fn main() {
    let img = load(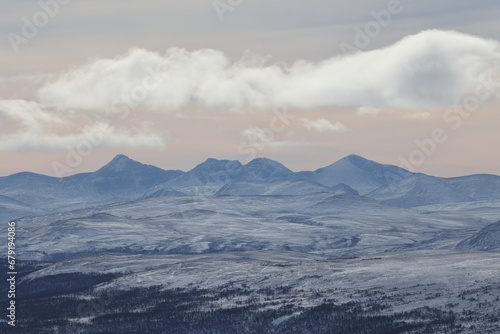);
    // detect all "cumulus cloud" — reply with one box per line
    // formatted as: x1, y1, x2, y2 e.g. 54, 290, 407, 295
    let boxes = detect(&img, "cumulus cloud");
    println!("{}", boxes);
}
301, 118, 348, 133
38, 30, 500, 111
0, 100, 165, 151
